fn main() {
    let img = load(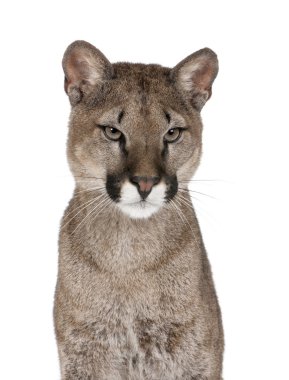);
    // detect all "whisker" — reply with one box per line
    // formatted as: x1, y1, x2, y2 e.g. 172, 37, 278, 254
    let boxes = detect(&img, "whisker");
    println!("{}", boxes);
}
178, 179, 225, 183
74, 176, 105, 180
178, 187, 217, 200
88, 197, 113, 228
70, 195, 111, 235
61, 194, 105, 229
74, 180, 105, 184
176, 193, 193, 209
180, 192, 208, 212
56, 175, 105, 182
170, 199, 188, 227
74, 186, 106, 195
63, 193, 104, 219
170, 199, 201, 251
175, 193, 194, 211
177, 192, 217, 230
172, 198, 203, 252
